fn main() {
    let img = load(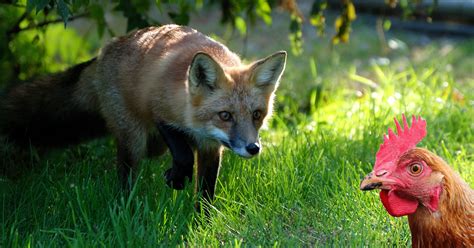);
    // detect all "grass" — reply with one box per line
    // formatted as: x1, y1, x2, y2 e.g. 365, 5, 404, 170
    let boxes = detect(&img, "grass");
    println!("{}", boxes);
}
1, 14, 473, 247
